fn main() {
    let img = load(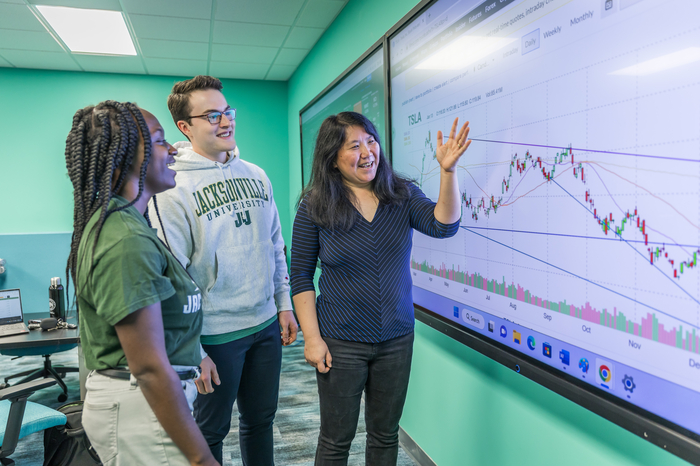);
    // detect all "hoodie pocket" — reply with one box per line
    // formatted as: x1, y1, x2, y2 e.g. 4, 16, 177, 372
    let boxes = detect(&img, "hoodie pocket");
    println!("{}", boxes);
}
207, 239, 275, 311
